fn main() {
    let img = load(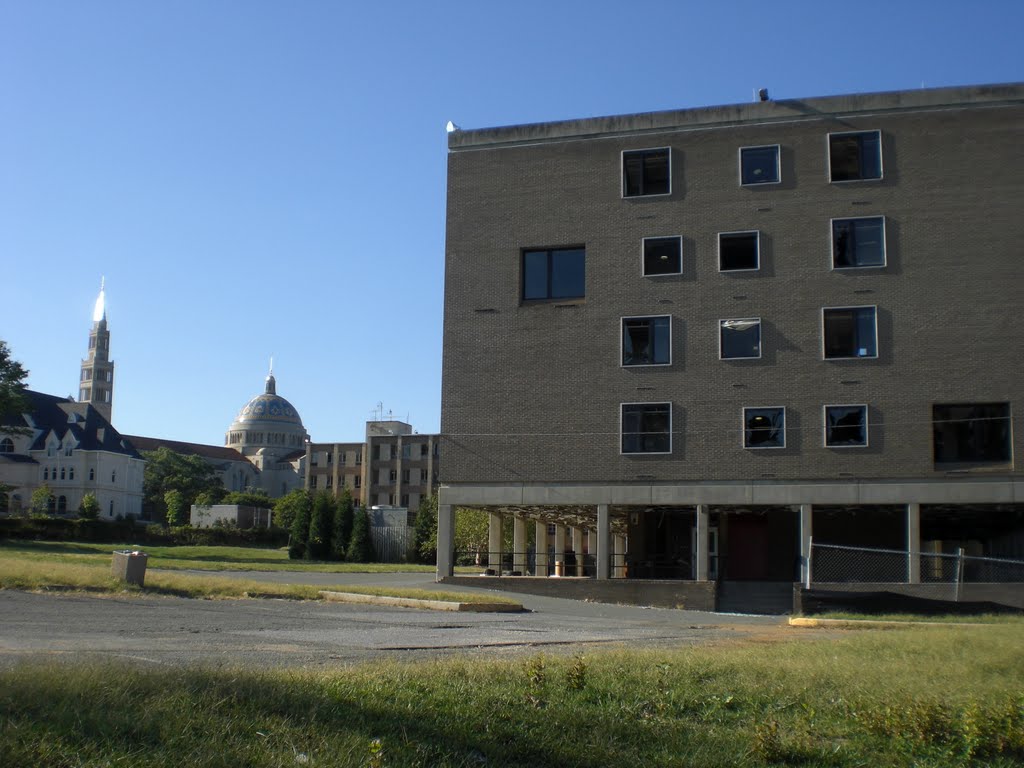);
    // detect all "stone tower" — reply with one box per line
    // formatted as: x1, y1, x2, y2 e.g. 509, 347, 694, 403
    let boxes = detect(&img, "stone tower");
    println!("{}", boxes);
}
79, 278, 114, 422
